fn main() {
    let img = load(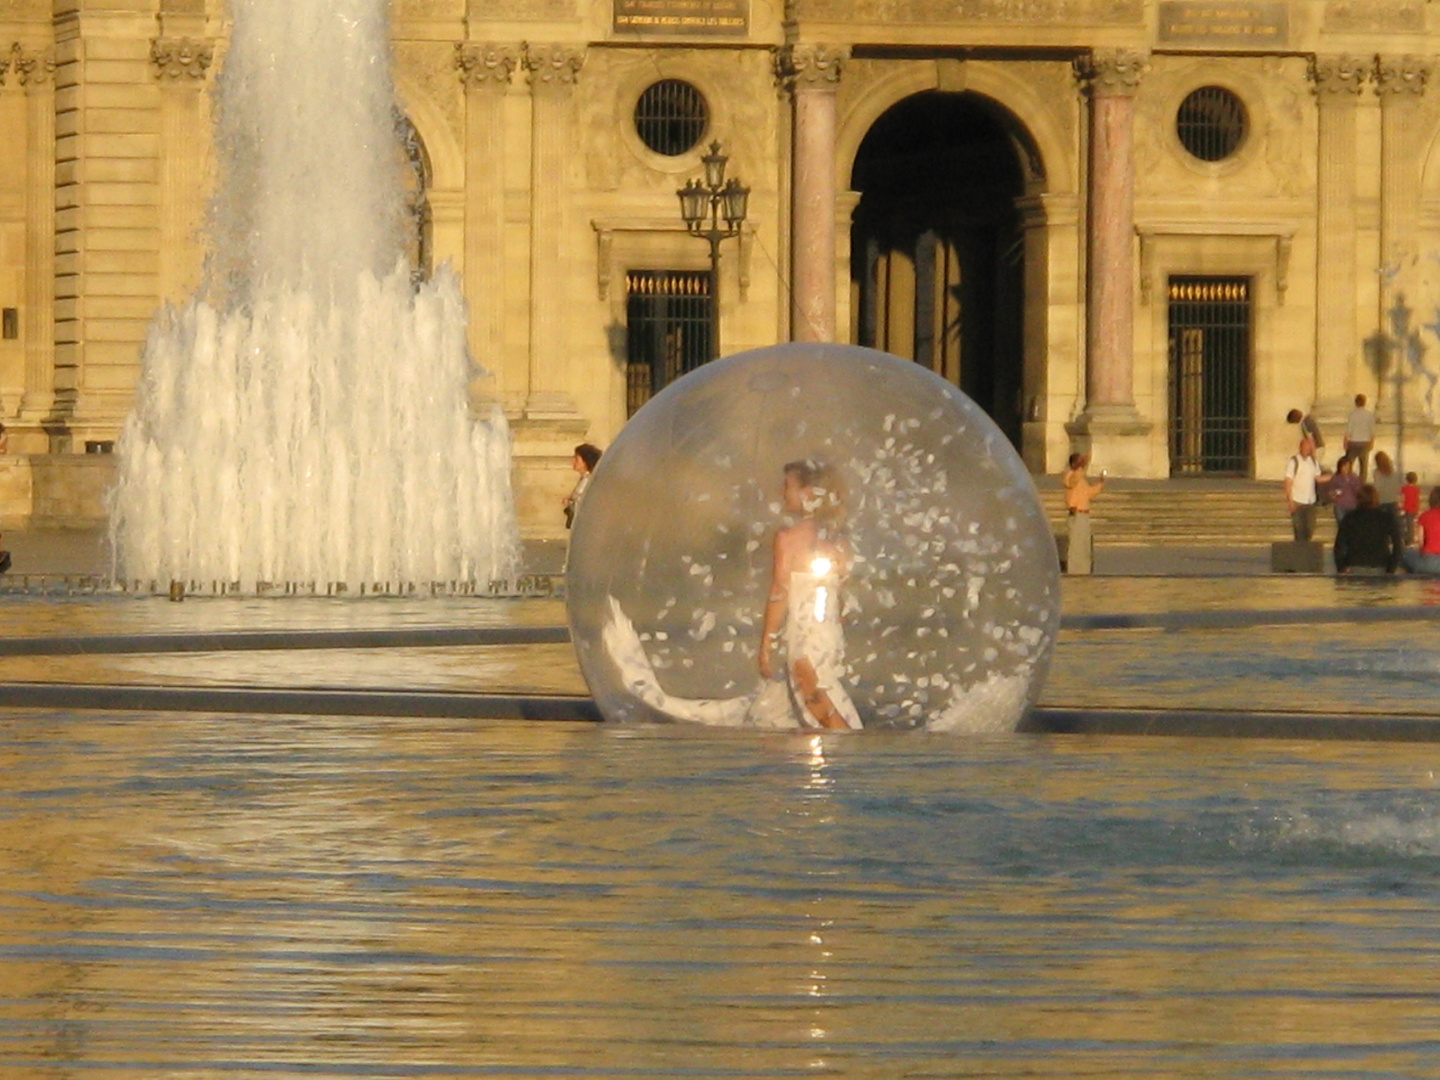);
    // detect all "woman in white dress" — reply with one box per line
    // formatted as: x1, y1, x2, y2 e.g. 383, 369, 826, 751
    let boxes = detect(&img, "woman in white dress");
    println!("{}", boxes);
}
600, 459, 863, 730
757, 461, 861, 730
